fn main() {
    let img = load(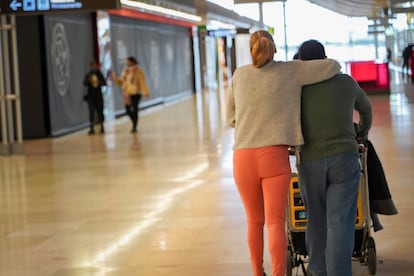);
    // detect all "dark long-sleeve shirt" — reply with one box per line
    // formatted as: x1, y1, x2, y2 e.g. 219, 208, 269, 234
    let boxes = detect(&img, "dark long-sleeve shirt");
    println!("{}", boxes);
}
300, 73, 372, 163
83, 69, 106, 101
